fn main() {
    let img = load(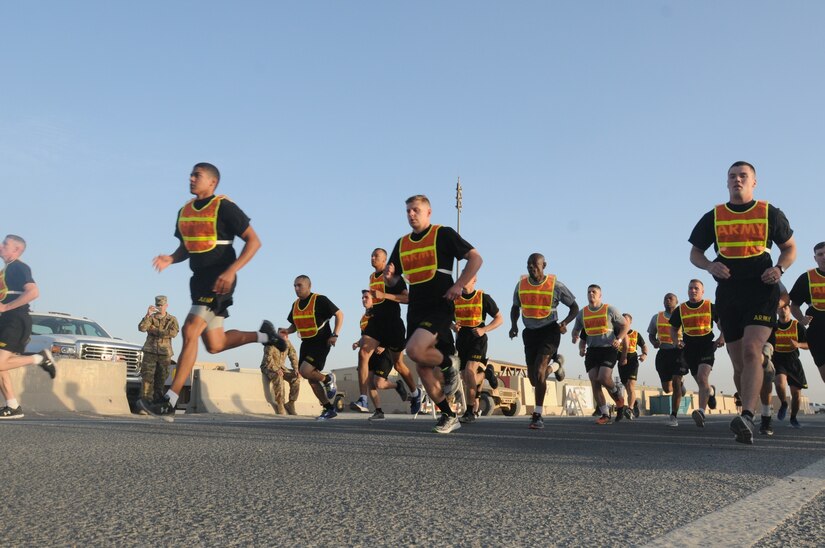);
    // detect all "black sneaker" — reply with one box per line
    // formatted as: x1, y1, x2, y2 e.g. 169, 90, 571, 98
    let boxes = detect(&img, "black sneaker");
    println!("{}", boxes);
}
633, 400, 640, 418
137, 397, 176, 422
708, 385, 717, 410
730, 414, 754, 445
554, 354, 566, 381
459, 409, 476, 424
777, 401, 788, 421
0, 406, 24, 419
623, 406, 633, 421
615, 406, 624, 422
38, 349, 57, 379
368, 410, 385, 421
484, 364, 498, 389
395, 379, 410, 402
260, 320, 287, 351
759, 416, 774, 436
528, 412, 544, 429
